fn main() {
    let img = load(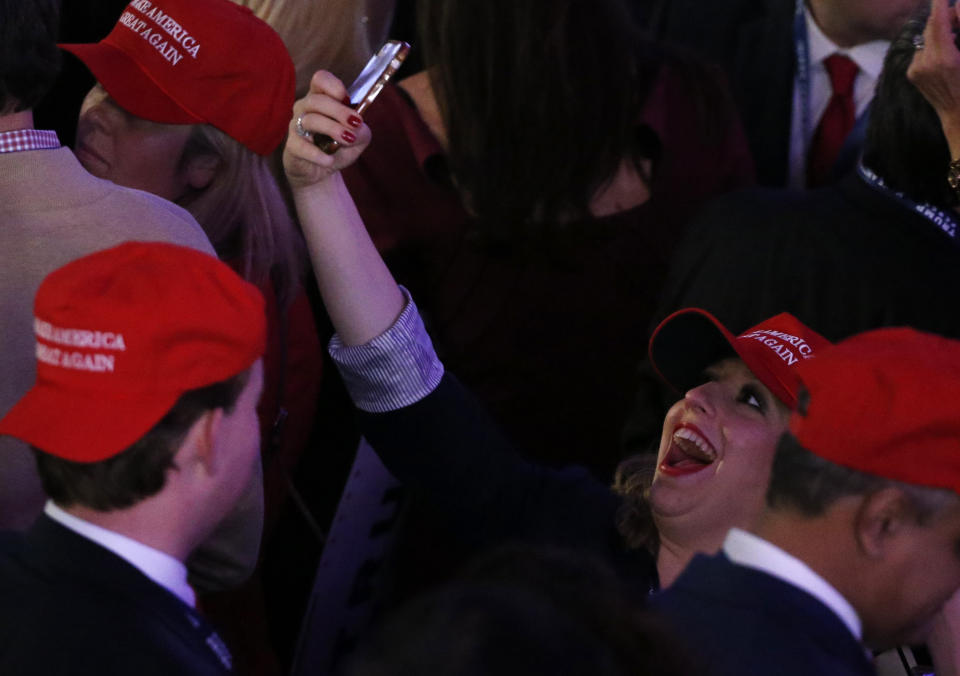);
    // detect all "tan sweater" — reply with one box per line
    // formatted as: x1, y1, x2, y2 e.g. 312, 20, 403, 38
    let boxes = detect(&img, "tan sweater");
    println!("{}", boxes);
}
0, 146, 260, 590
